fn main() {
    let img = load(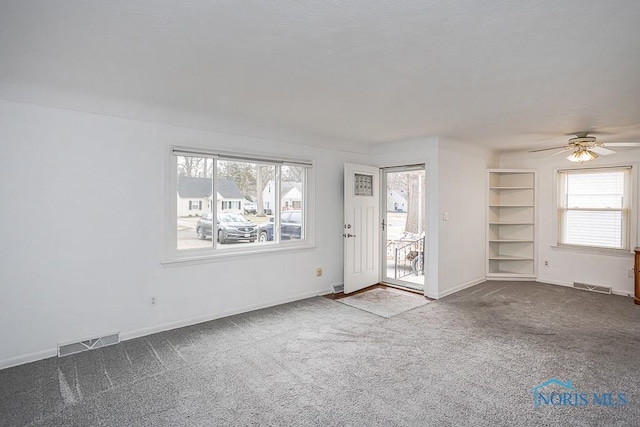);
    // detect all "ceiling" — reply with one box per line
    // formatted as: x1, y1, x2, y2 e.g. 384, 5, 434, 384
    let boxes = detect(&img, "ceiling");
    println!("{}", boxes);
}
1, 0, 640, 152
